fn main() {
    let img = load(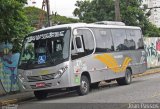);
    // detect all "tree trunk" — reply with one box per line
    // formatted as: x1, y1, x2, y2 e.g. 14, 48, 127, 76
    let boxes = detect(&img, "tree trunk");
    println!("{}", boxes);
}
115, 0, 121, 21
